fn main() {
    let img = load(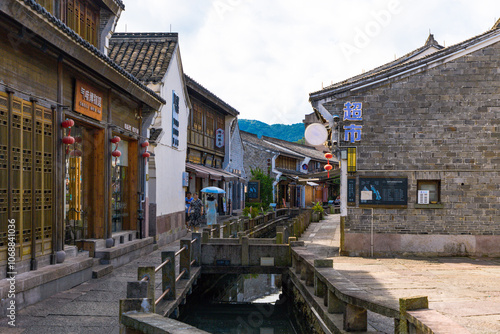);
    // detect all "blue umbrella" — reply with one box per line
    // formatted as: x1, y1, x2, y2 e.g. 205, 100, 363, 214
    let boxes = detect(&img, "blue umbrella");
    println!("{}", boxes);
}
200, 186, 226, 194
